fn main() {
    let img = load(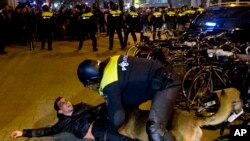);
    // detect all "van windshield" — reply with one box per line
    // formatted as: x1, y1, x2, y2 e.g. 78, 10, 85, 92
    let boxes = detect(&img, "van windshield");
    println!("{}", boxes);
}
193, 7, 250, 27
